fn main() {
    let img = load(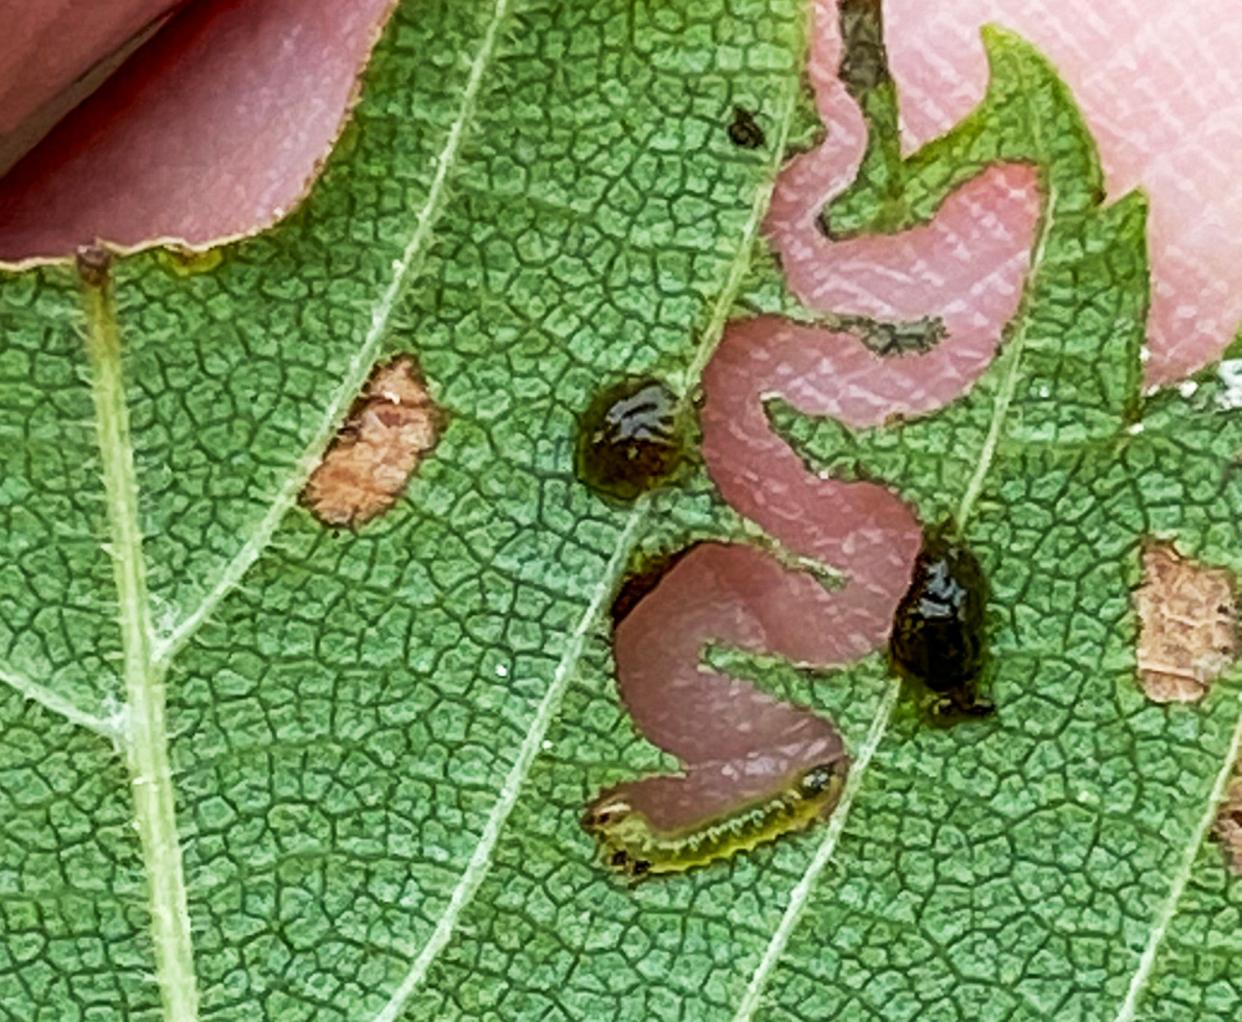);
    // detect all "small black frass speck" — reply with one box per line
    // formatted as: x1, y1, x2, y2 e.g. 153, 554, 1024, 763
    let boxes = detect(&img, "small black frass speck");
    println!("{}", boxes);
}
727, 106, 766, 149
